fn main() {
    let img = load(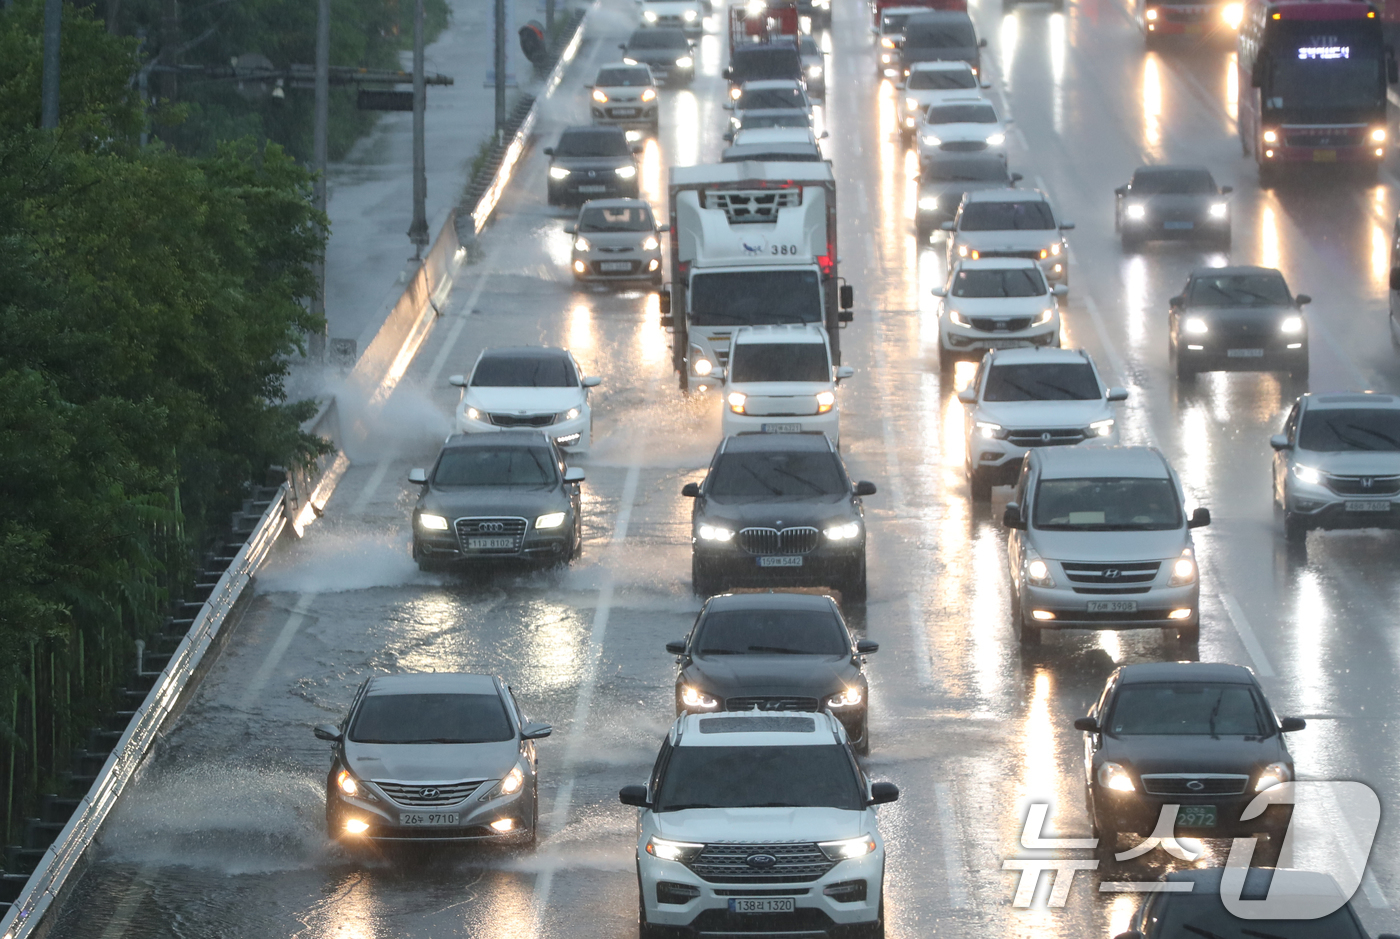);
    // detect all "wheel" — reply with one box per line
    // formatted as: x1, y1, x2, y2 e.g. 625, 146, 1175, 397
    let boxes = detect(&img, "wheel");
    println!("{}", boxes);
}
1289, 356, 1309, 381
969, 468, 993, 502
854, 710, 870, 755
1259, 163, 1277, 187
692, 554, 720, 596
1176, 354, 1196, 381
639, 895, 665, 939
1121, 231, 1141, 252
1283, 512, 1307, 544
1011, 588, 1040, 645
842, 553, 868, 603
1176, 621, 1200, 644
855, 897, 885, 939
525, 782, 539, 845
938, 346, 959, 378
565, 512, 582, 561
